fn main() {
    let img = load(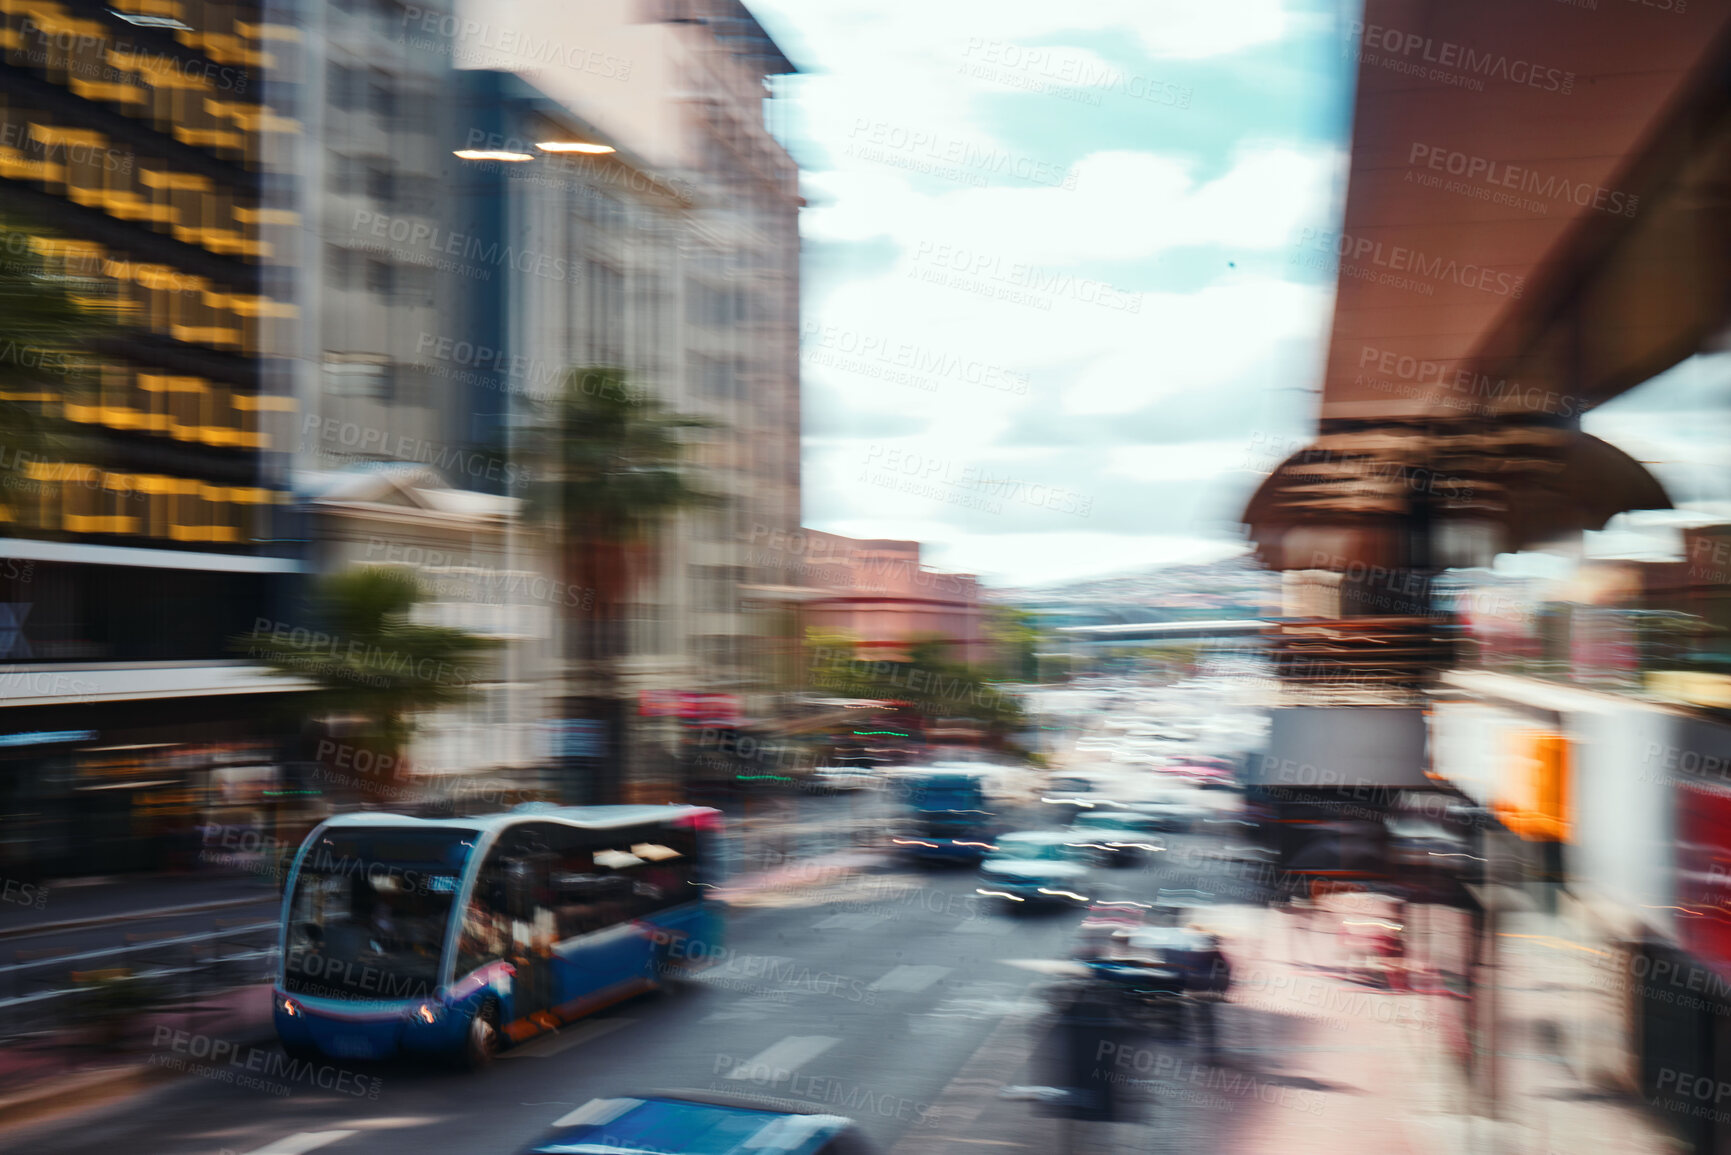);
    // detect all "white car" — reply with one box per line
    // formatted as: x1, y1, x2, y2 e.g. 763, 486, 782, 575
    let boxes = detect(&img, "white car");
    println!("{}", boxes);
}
811, 766, 878, 793
978, 831, 1095, 907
